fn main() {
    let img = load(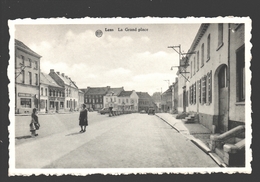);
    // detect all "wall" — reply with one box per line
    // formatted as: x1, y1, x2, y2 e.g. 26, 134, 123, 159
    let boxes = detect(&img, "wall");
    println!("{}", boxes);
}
228, 24, 245, 126
185, 24, 230, 132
